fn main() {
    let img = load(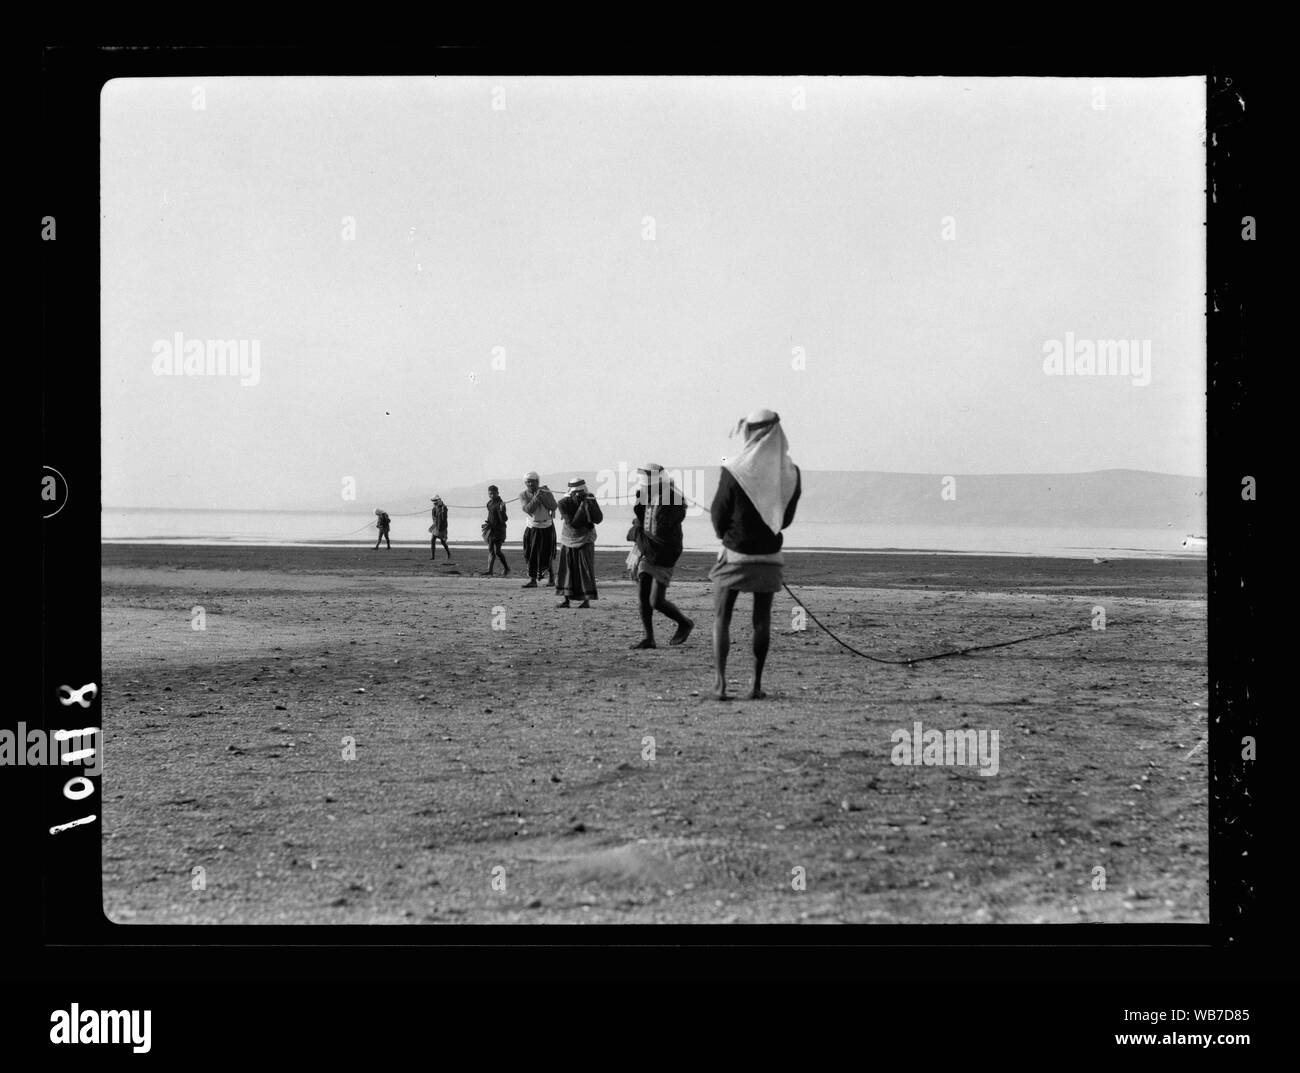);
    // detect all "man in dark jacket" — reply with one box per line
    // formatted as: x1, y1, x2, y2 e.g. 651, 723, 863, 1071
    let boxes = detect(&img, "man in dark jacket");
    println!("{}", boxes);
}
708, 409, 801, 699
629, 463, 694, 648
373, 509, 392, 550
429, 496, 451, 560
481, 486, 511, 576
